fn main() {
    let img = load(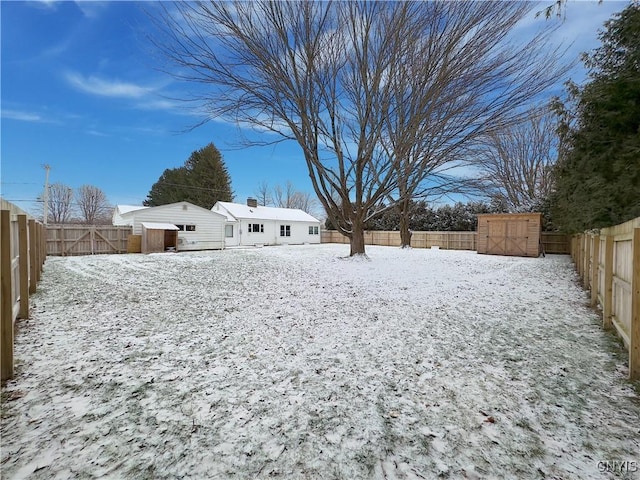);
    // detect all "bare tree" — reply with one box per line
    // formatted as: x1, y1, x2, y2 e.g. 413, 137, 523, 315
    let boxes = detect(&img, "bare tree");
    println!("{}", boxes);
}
272, 181, 297, 209
289, 191, 319, 217
255, 179, 321, 216
76, 185, 110, 224
253, 181, 273, 207
45, 183, 74, 224
151, 1, 567, 255
475, 109, 558, 212
379, 3, 569, 247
